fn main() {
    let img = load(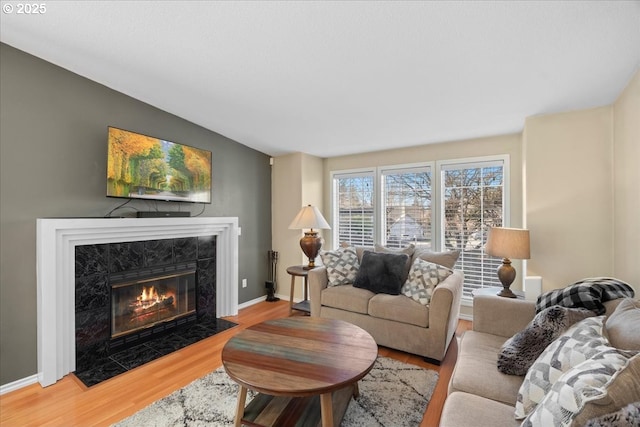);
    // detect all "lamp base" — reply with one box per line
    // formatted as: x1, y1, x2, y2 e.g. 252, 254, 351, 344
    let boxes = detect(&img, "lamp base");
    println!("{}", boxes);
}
300, 230, 323, 269
496, 258, 517, 298
497, 287, 517, 298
